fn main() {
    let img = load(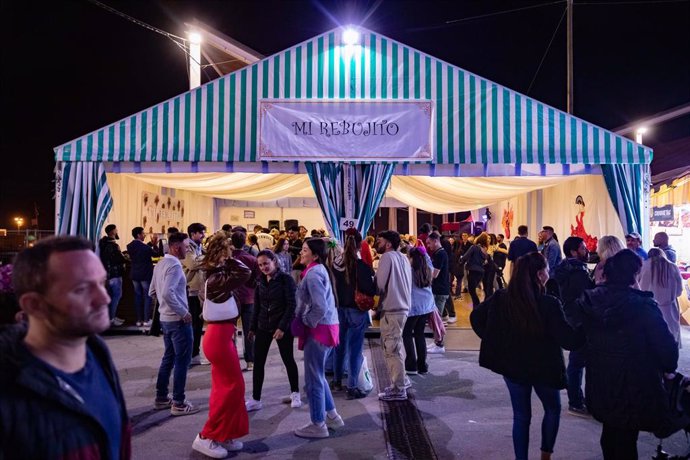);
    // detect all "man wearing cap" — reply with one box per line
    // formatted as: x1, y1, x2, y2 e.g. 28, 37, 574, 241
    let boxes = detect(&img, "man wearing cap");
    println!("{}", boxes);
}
625, 232, 648, 260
